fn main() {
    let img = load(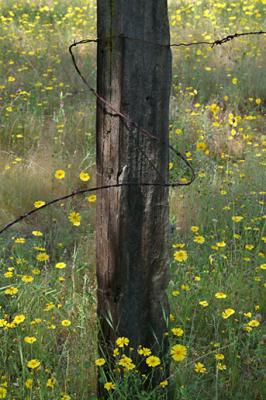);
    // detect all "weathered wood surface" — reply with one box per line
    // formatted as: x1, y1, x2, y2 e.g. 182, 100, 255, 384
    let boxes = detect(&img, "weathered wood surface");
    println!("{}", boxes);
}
96, 0, 172, 389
